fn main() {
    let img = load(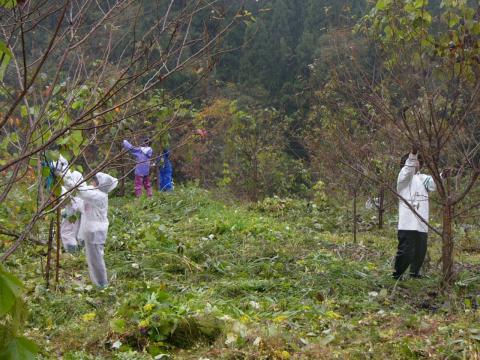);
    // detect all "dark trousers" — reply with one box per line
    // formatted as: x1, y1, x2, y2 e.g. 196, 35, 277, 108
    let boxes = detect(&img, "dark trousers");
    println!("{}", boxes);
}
393, 230, 428, 278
